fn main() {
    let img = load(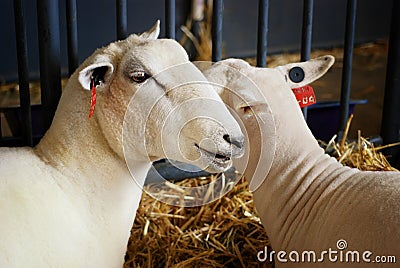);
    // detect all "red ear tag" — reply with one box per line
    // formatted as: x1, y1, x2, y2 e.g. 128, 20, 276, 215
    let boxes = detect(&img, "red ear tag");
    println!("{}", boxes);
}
291, 85, 316, 108
89, 80, 97, 118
